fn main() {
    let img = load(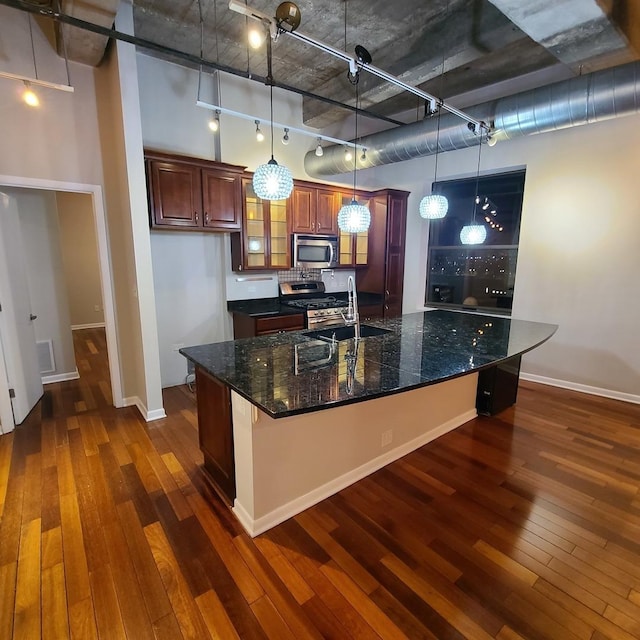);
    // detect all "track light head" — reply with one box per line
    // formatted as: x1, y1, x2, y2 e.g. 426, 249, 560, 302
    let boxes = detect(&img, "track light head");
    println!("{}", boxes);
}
255, 120, 265, 142
315, 137, 323, 157
282, 127, 290, 145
